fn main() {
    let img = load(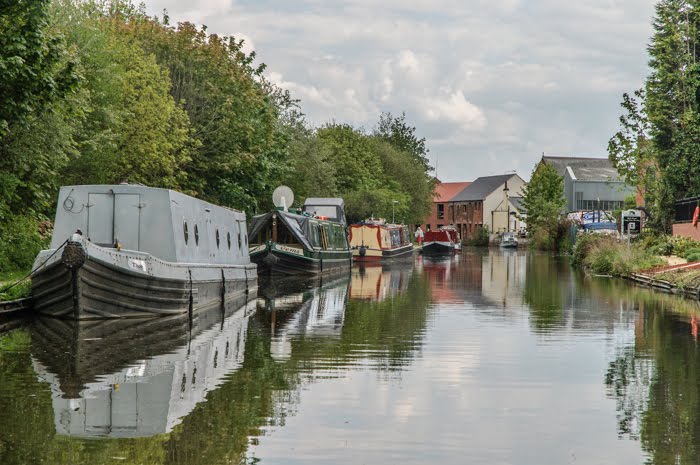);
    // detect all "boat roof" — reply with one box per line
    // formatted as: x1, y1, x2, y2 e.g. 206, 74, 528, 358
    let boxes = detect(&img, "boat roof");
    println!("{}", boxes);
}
303, 198, 345, 208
